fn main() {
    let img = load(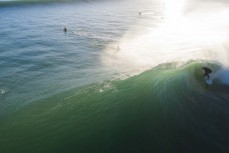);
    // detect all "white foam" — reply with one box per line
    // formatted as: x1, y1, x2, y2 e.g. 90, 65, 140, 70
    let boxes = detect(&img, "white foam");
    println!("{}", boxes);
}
0, 89, 6, 94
